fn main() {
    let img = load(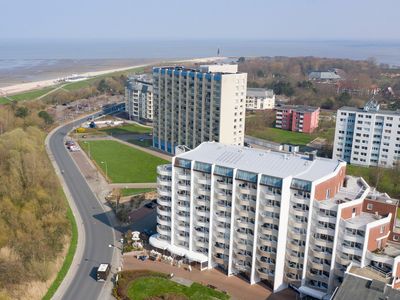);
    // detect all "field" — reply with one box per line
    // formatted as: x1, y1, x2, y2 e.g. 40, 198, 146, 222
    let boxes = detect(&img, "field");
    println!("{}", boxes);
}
121, 188, 155, 197
127, 276, 229, 300
80, 140, 167, 183
0, 86, 57, 103
100, 123, 152, 135
248, 127, 315, 145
